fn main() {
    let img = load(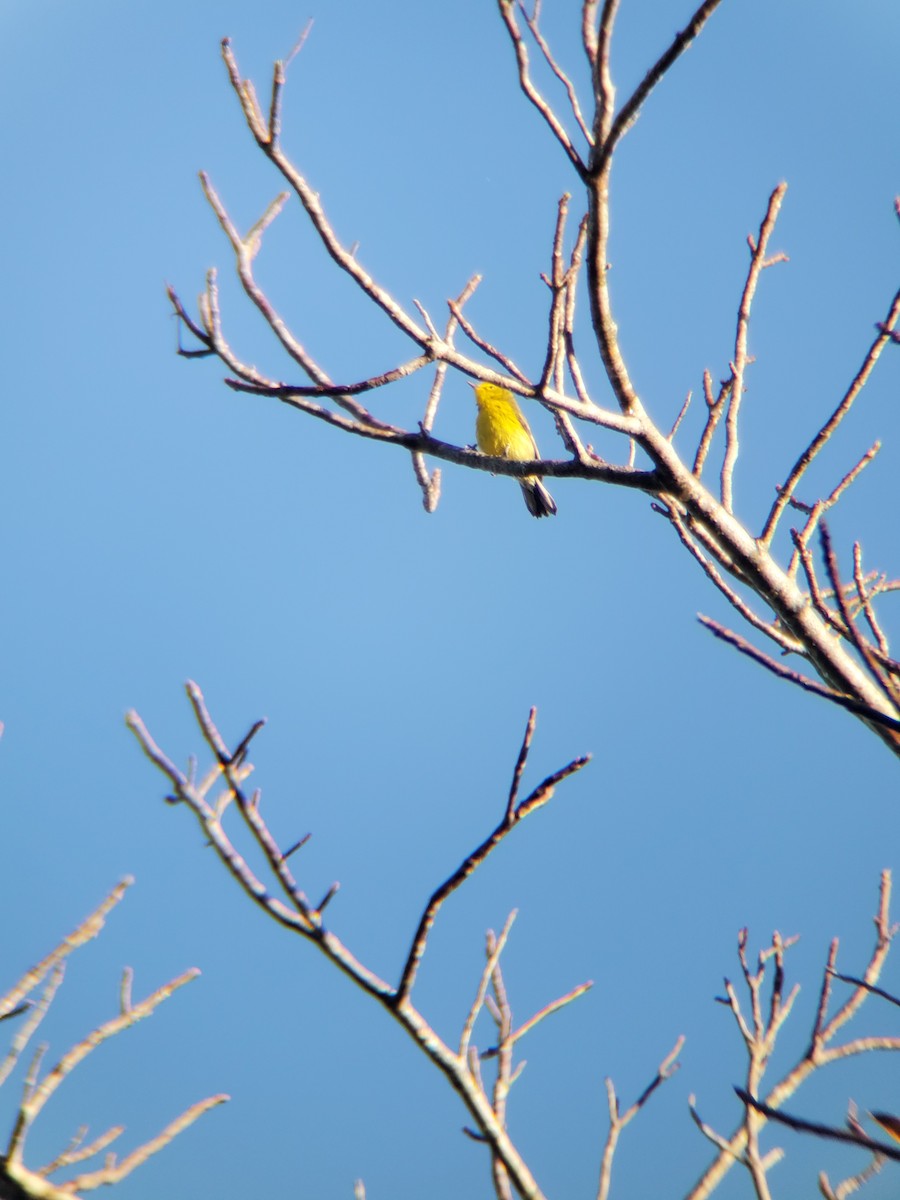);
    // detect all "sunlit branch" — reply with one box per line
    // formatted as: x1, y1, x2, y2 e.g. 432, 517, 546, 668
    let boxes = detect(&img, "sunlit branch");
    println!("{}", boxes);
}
518, 1, 593, 144
447, 301, 530, 383
687, 875, 898, 1199
761, 286, 900, 545
223, 40, 433, 350
397, 708, 589, 1000
720, 183, 788, 512
128, 687, 595, 1200
737, 1091, 900, 1164
498, 0, 588, 177
785, 442, 880, 583
692, 373, 731, 477
660, 504, 803, 655
852, 544, 892, 658
595, 0, 725, 167
596, 1036, 684, 1200
819, 526, 900, 720
697, 617, 900, 733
